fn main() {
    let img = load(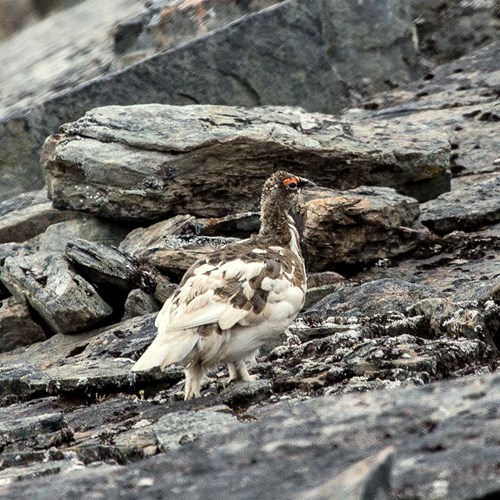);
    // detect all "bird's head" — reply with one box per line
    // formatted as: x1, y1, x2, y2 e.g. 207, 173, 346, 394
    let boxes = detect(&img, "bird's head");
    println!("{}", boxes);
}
260, 170, 316, 210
